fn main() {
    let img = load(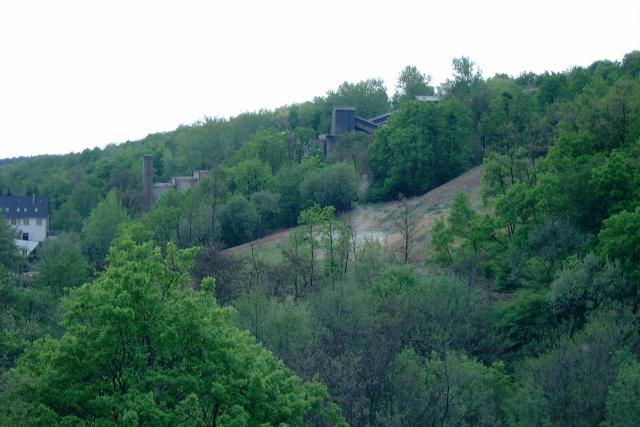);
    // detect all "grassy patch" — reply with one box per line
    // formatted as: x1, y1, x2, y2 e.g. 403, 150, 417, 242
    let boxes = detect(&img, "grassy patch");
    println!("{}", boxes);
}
236, 243, 284, 265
